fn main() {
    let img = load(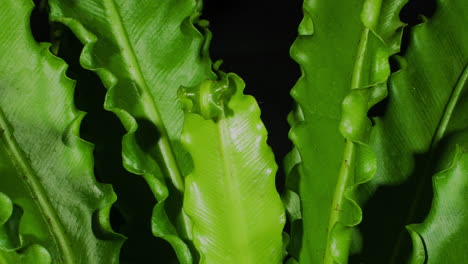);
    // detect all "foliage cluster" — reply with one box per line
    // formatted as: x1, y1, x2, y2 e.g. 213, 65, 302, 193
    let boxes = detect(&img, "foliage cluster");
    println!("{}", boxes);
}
0, 0, 466, 263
